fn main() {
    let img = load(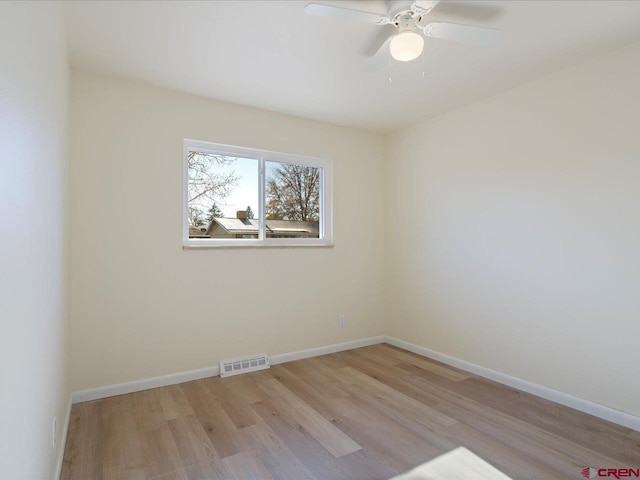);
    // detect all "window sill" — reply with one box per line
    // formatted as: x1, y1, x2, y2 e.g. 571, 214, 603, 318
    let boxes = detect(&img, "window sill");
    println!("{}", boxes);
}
183, 243, 334, 250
